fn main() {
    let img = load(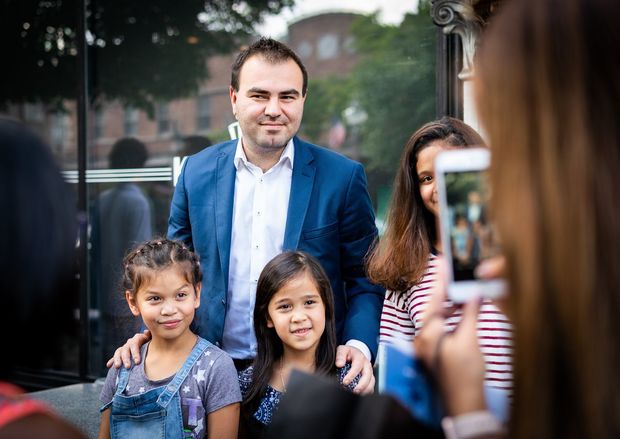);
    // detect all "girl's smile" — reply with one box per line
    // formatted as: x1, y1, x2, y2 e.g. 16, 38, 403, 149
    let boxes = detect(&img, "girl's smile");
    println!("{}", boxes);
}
160, 319, 182, 329
291, 327, 311, 336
